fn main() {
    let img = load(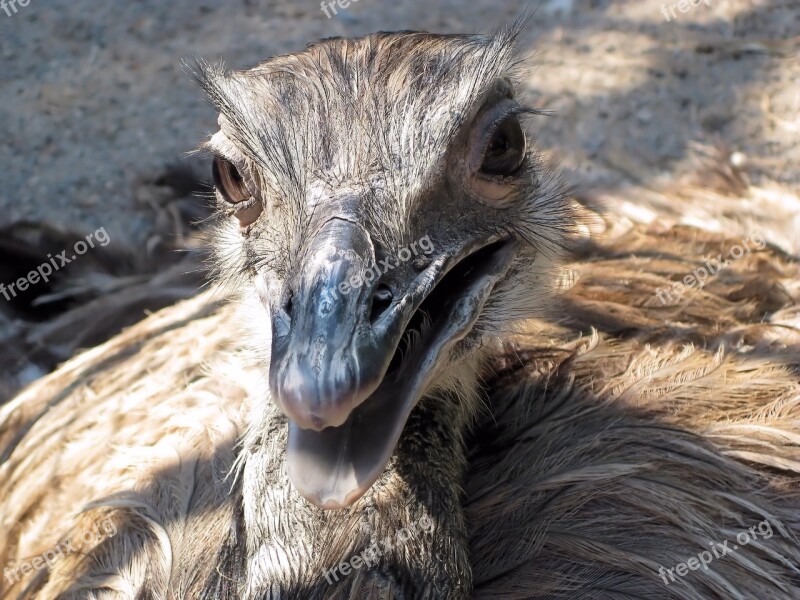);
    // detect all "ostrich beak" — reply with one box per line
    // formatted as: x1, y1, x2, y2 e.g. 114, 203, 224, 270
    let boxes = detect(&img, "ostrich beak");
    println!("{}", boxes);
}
269, 218, 516, 509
